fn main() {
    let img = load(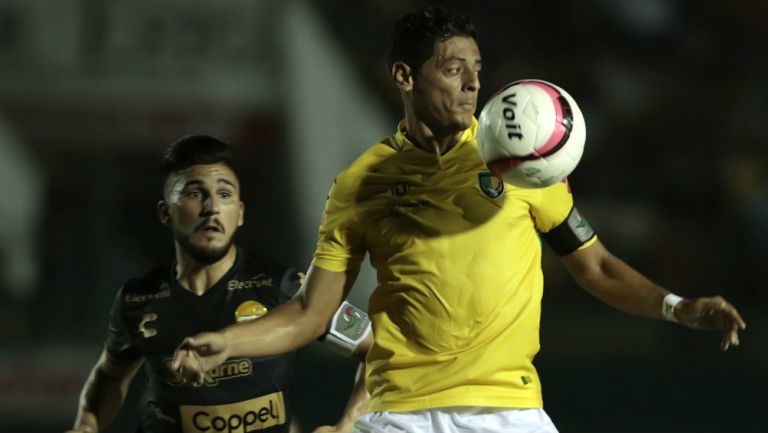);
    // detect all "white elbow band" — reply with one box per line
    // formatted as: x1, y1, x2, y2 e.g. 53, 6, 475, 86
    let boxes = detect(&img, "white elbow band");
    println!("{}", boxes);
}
323, 301, 372, 357
662, 293, 684, 322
